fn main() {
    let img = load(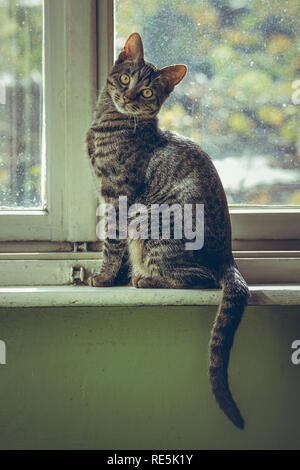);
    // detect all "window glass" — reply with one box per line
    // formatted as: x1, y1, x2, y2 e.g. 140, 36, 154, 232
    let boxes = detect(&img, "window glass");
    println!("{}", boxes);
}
115, 0, 300, 205
0, 0, 43, 209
